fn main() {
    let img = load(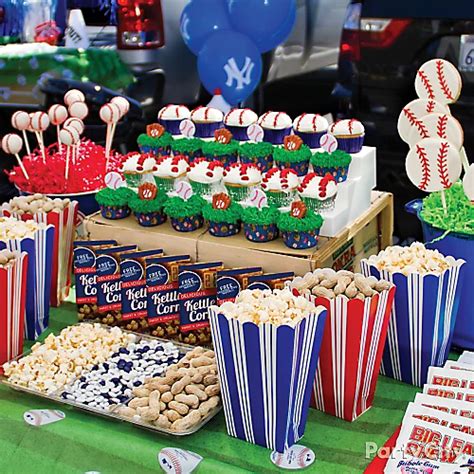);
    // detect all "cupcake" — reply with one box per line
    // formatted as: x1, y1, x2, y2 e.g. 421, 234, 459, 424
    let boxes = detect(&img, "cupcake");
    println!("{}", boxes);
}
278, 201, 323, 249
187, 158, 224, 197
258, 111, 292, 145
137, 123, 173, 157
273, 135, 312, 176
224, 108, 258, 141
95, 187, 135, 219
239, 141, 274, 173
190, 106, 224, 139
298, 173, 337, 211
202, 193, 241, 237
157, 104, 190, 135
129, 185, 167, 227
170, 137, 204, 163
293, 113, 329, 149
121, 152, 154, 188
261, 167, 299, 208
241, 206, 280, 242
152, 155, 190, 193
310, 150, 352, 183
329, 119, 365, 153
223, 163, 262, 202
202, 129, 240, 167
163, 195, 205, 232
